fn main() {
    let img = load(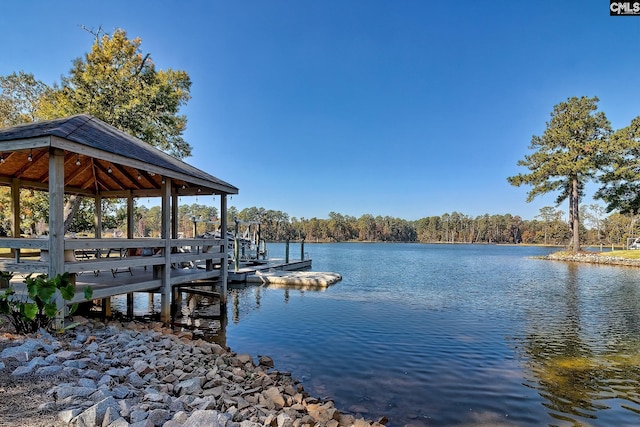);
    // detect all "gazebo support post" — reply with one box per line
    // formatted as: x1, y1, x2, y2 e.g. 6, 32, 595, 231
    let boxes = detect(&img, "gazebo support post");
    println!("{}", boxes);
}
160, 178, 173, 325
48, 148, 66, 329
220, 194, 228, 306
10, 178, 20, 258
126, 191, 134, 318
